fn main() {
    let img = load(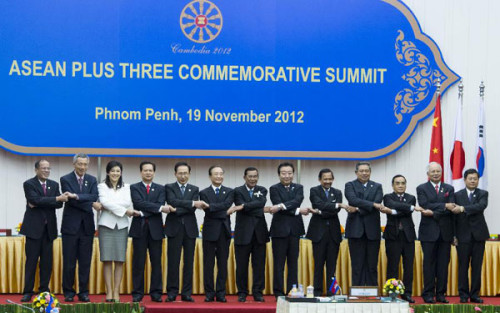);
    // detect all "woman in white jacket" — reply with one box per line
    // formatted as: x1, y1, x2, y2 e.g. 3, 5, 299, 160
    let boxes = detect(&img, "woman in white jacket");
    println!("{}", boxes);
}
98, 160, 139, 302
